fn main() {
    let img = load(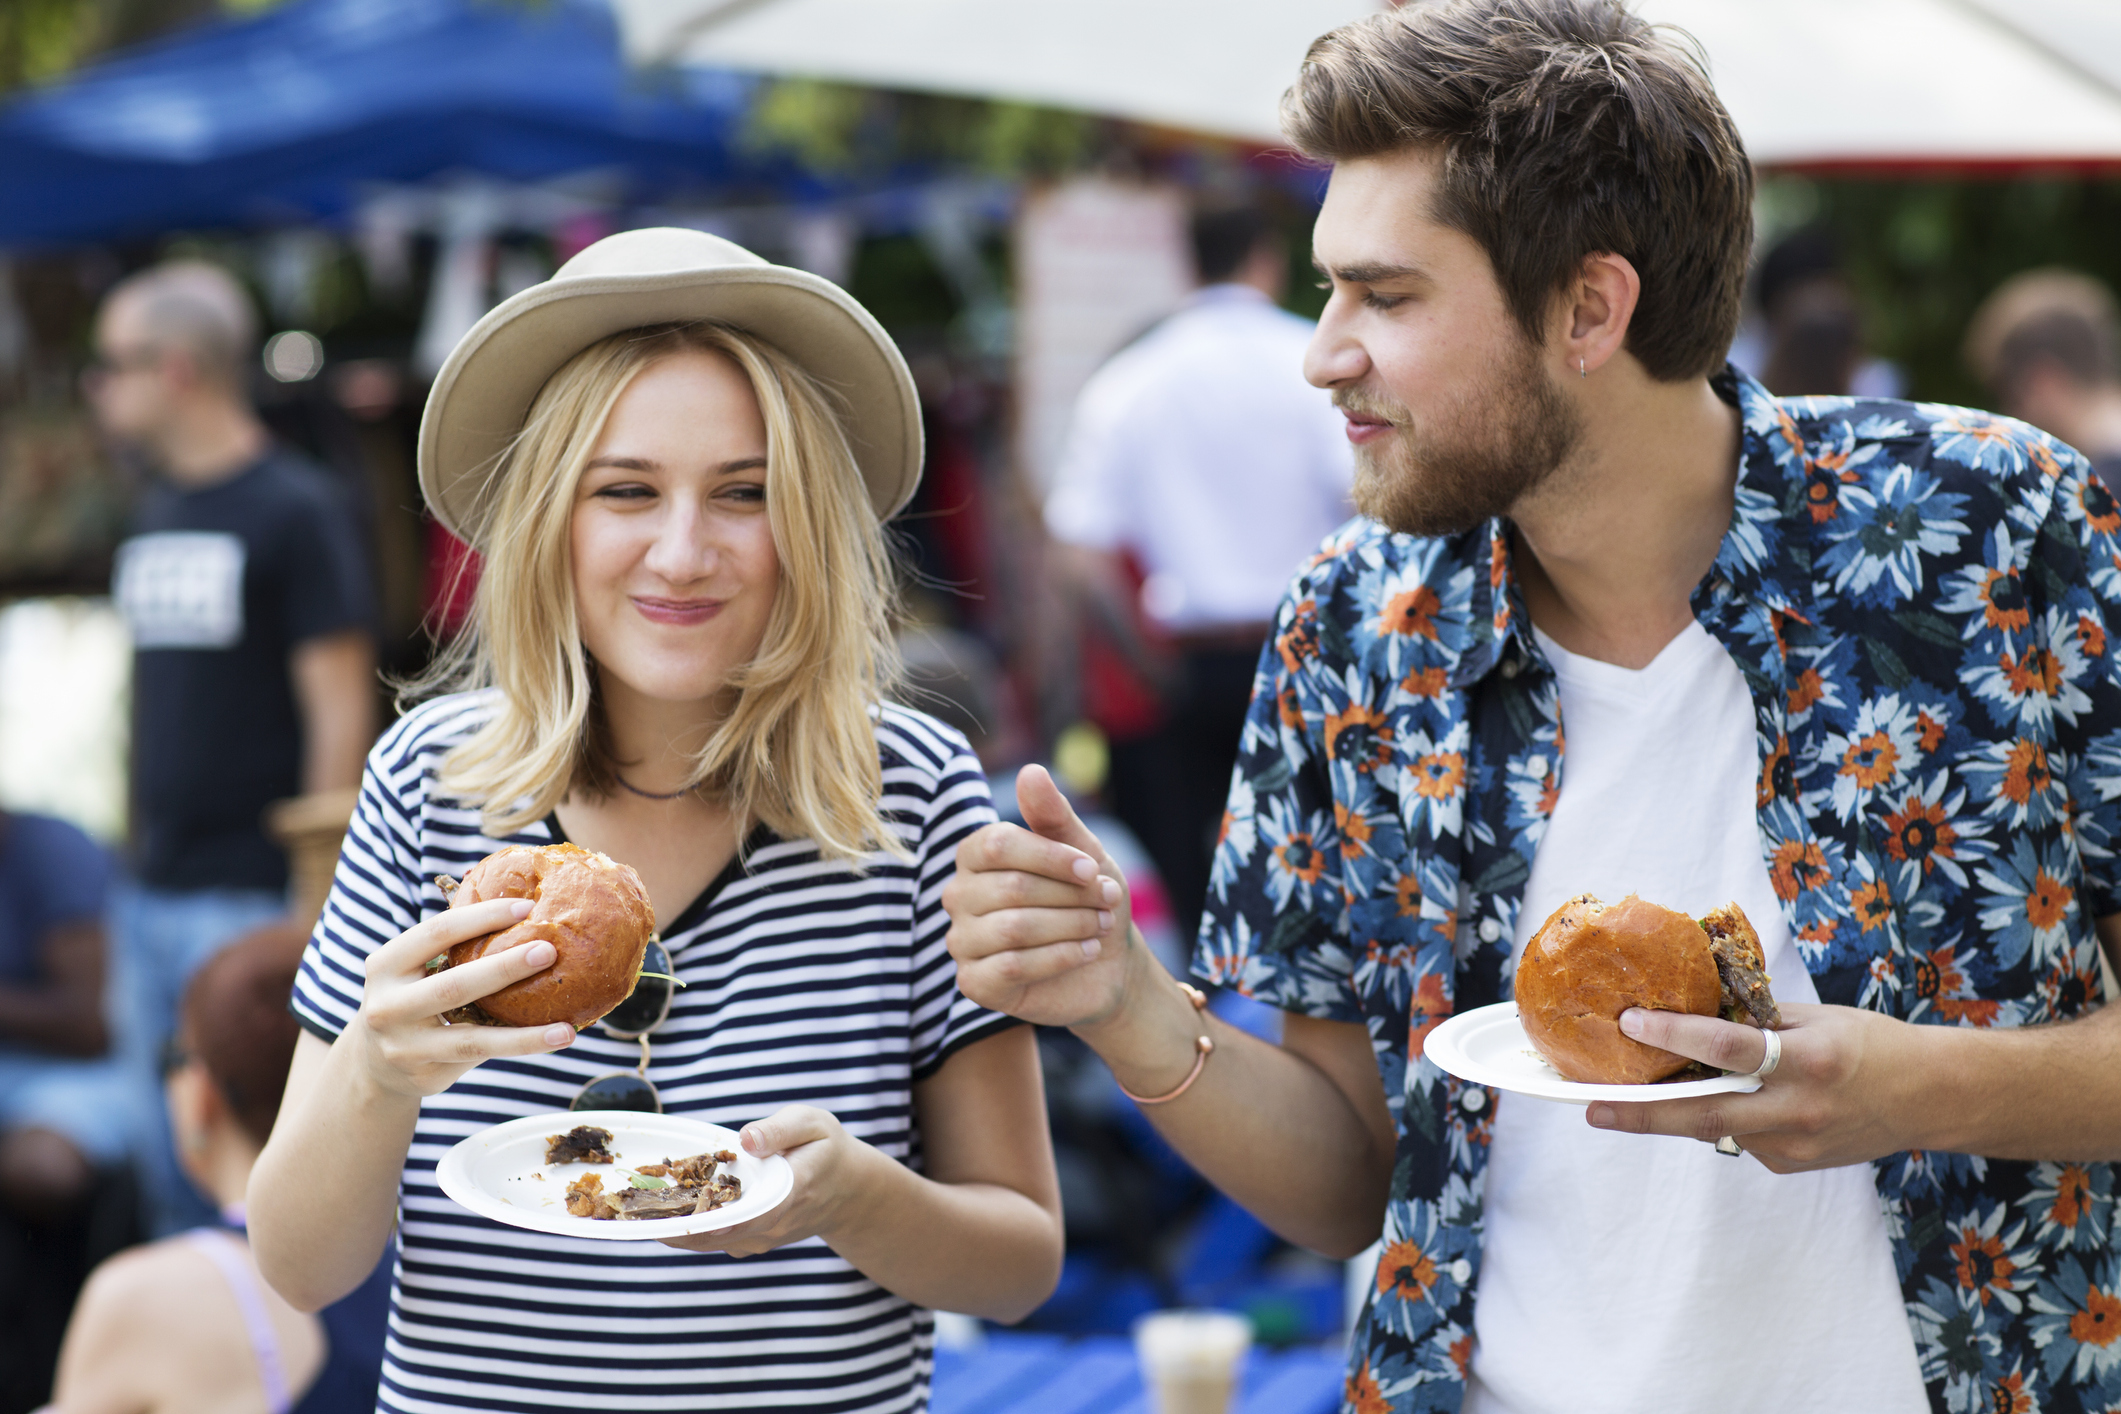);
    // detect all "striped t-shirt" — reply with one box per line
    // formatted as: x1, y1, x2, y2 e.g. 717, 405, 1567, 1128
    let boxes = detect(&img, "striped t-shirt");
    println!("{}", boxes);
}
291, 692, 1015, 1414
